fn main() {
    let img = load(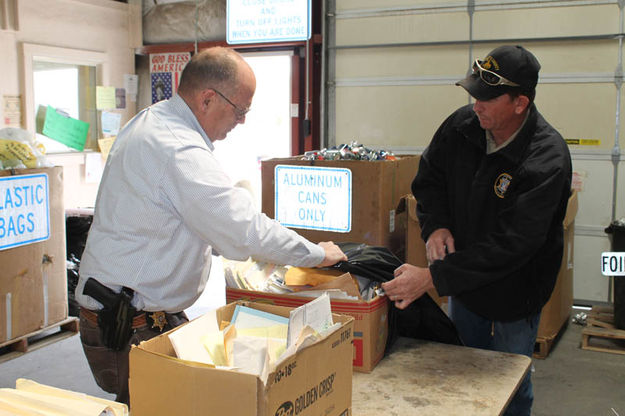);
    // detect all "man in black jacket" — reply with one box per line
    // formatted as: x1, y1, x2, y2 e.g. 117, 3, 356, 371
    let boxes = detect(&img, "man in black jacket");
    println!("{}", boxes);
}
382, 45, 572, 416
